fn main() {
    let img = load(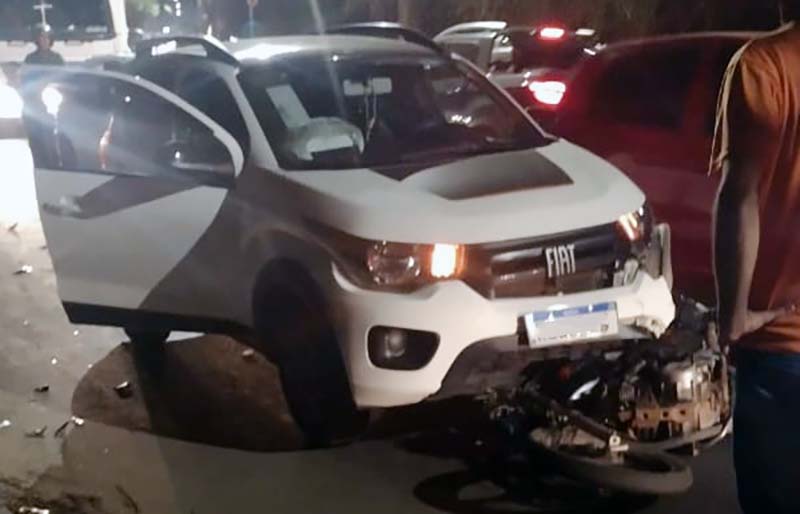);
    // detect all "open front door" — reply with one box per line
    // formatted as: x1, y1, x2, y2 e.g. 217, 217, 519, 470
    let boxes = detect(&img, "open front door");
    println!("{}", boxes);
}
22, 66, 244, 318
